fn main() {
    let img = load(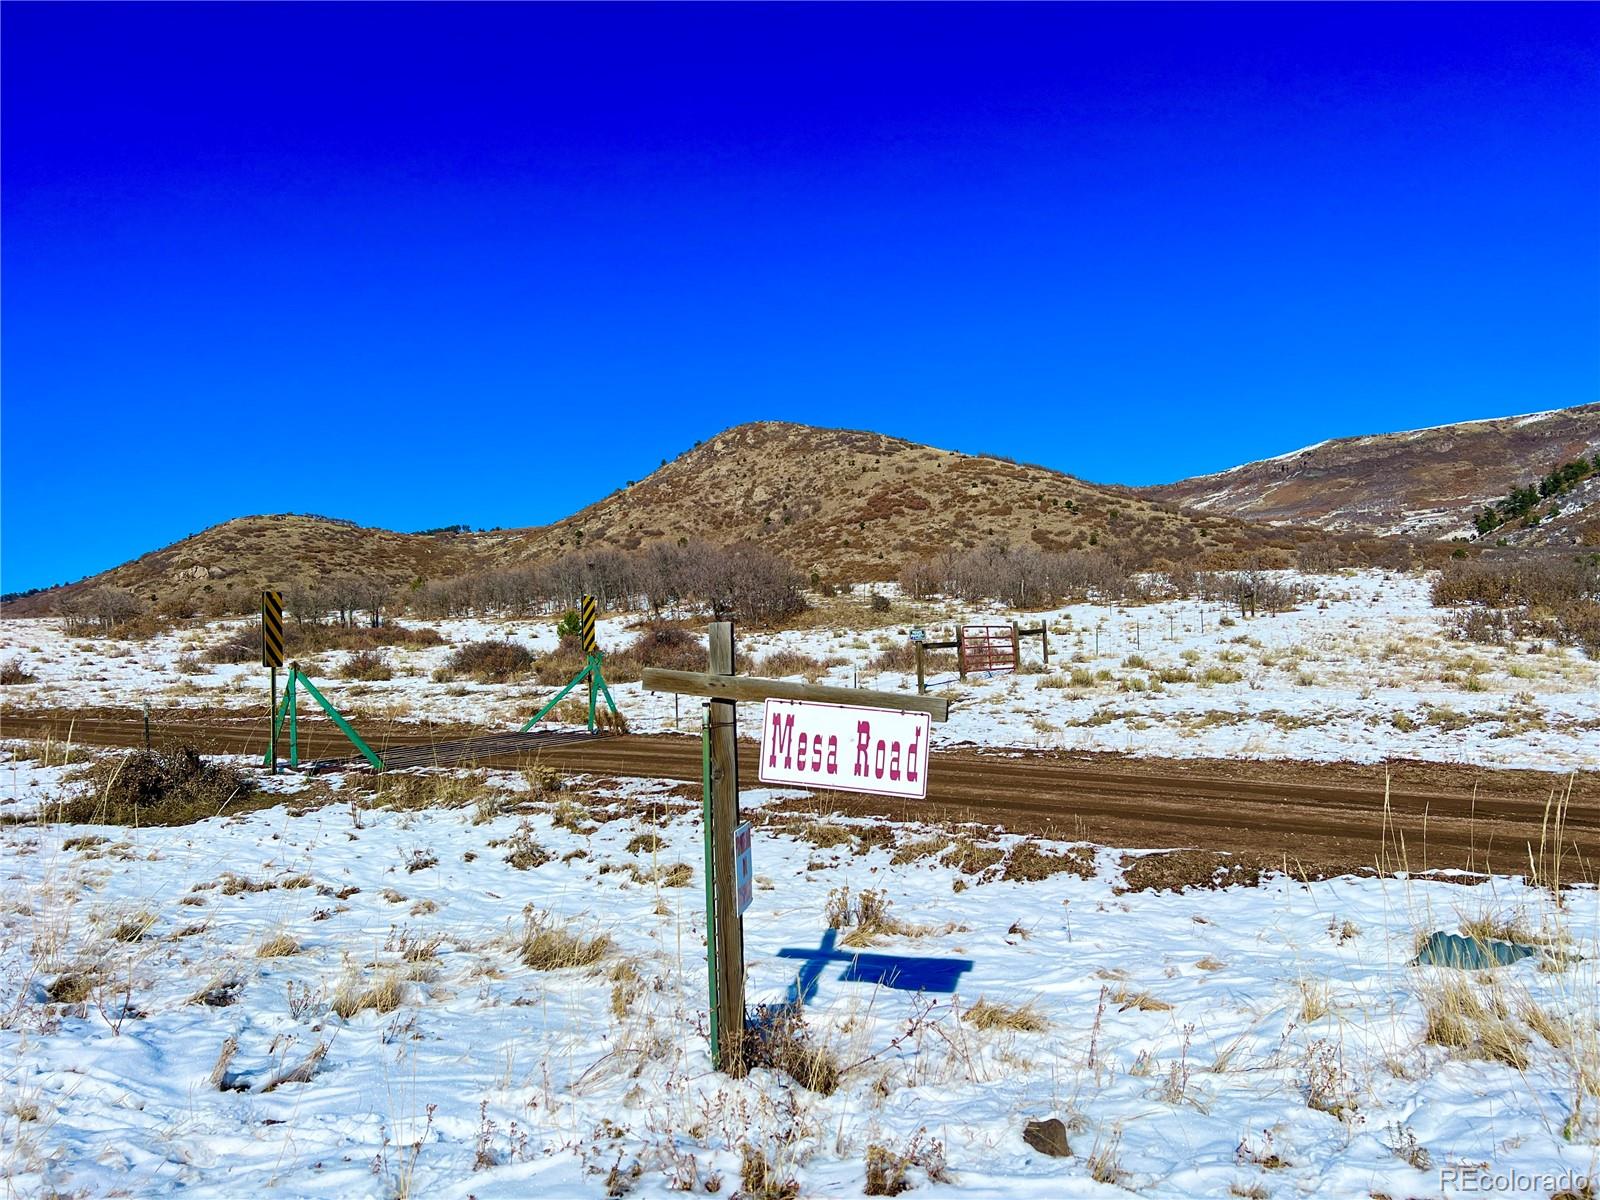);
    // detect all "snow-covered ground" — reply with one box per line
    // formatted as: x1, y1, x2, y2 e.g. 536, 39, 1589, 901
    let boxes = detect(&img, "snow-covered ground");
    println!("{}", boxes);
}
2, 570, 1595, 770
2, 753, 1598, 1199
